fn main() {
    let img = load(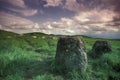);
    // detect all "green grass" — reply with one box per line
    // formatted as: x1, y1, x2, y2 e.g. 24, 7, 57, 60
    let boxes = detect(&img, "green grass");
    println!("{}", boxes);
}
0, 30, 120, 80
